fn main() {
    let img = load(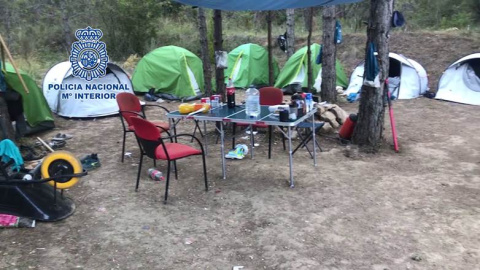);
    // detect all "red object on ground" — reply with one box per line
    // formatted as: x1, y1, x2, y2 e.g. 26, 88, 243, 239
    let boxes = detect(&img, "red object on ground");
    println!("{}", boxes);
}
339, 114, 357, 140
387, 90, 400, 152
